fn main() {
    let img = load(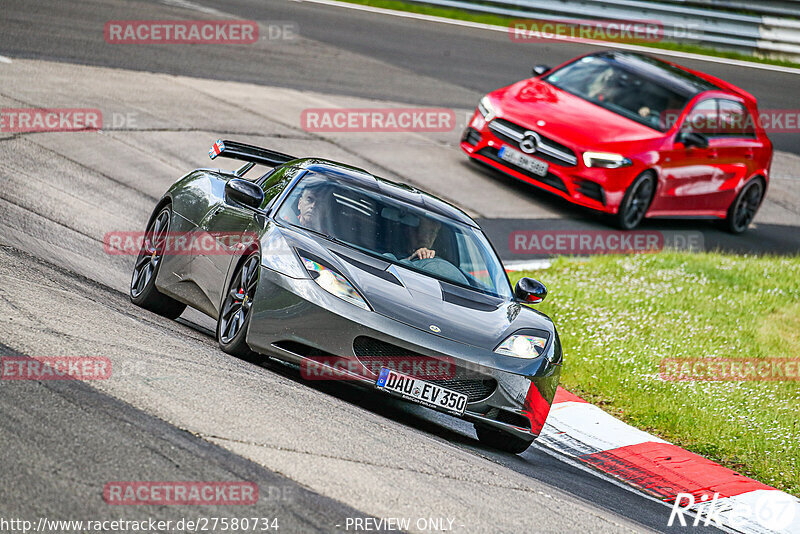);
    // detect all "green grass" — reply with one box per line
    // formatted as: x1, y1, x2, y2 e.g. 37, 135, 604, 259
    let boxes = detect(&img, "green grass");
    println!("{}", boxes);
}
333, 0, 800, 70
509, 252, 800, 496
